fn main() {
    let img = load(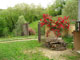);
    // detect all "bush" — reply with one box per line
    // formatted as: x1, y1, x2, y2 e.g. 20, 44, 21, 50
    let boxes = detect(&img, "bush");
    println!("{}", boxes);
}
3, 27, 9, 37
28, 27, 36, 35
